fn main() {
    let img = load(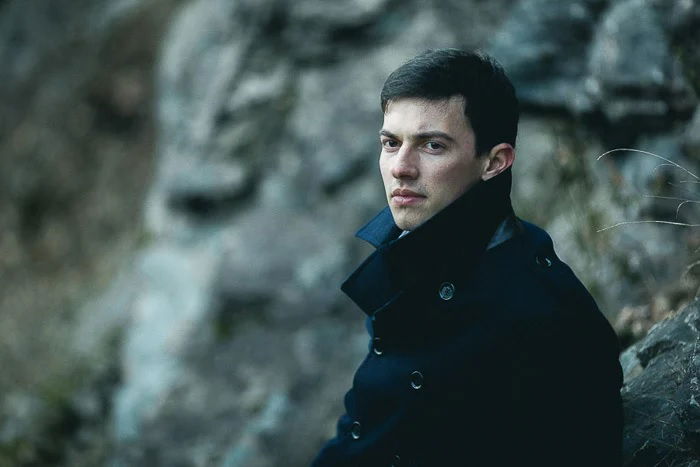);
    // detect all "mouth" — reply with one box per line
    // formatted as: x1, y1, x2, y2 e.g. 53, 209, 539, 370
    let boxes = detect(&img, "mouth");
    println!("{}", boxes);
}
391, 188, 426, 206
